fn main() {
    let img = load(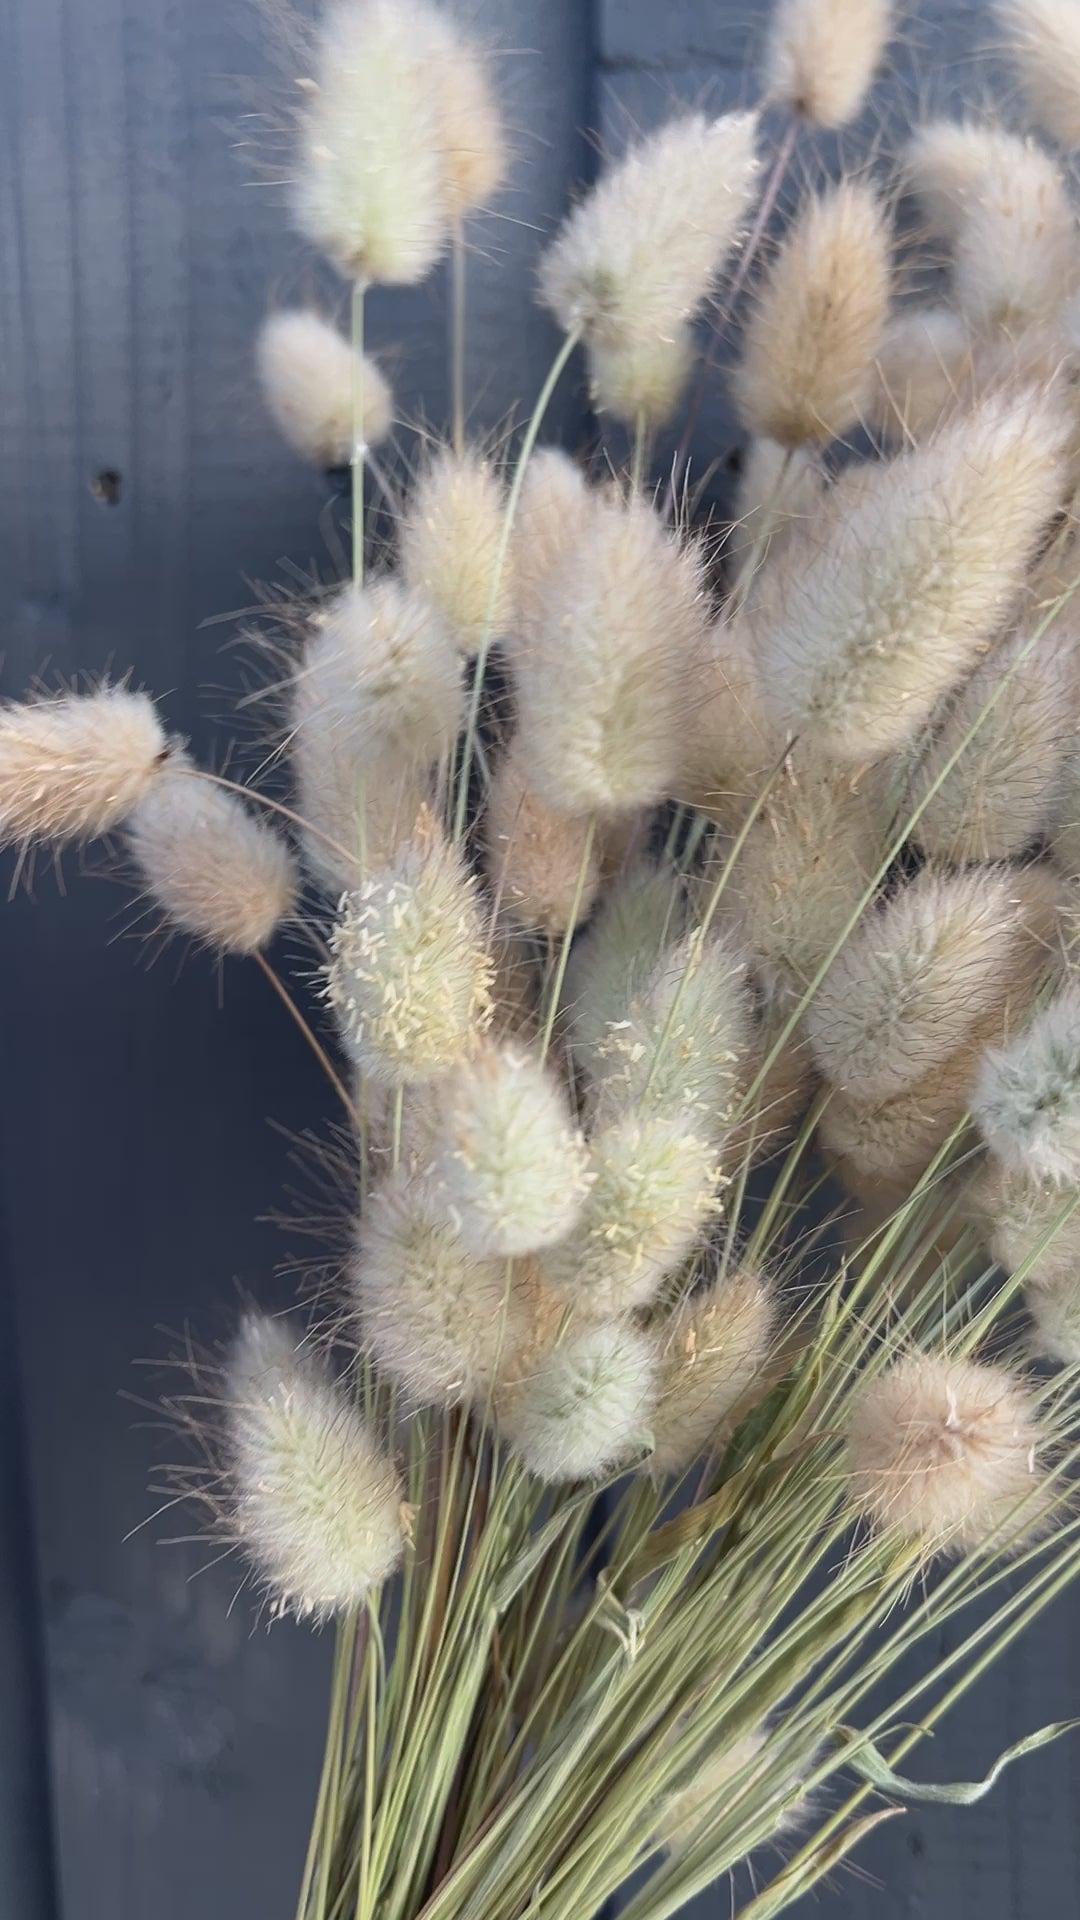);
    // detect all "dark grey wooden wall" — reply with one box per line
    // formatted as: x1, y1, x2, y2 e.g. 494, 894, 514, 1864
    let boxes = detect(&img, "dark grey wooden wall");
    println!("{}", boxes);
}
1, 2, 1078, 1916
